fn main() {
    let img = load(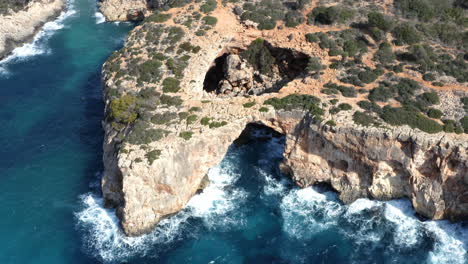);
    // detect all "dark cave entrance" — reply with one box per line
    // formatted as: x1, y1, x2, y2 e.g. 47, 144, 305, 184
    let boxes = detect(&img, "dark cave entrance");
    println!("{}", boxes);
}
202, 41, 310, 96
203, 53, 229, 93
